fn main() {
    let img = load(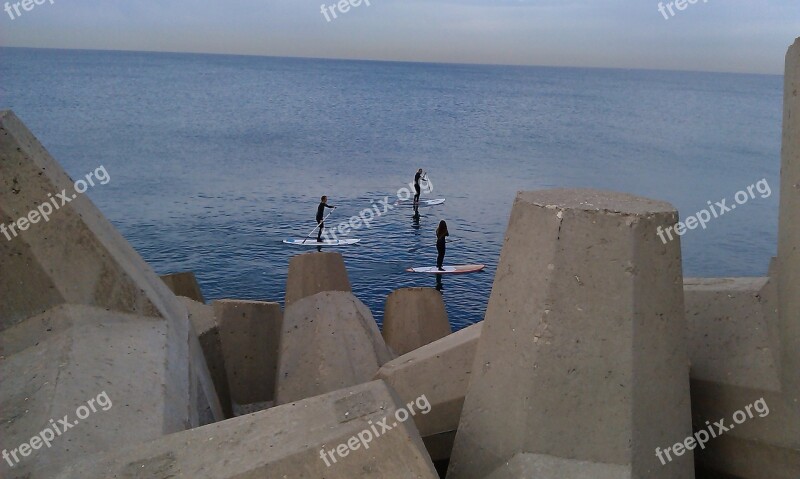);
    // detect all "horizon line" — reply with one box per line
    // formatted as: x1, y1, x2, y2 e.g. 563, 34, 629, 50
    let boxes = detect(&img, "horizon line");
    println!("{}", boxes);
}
0, 45, 783, 78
